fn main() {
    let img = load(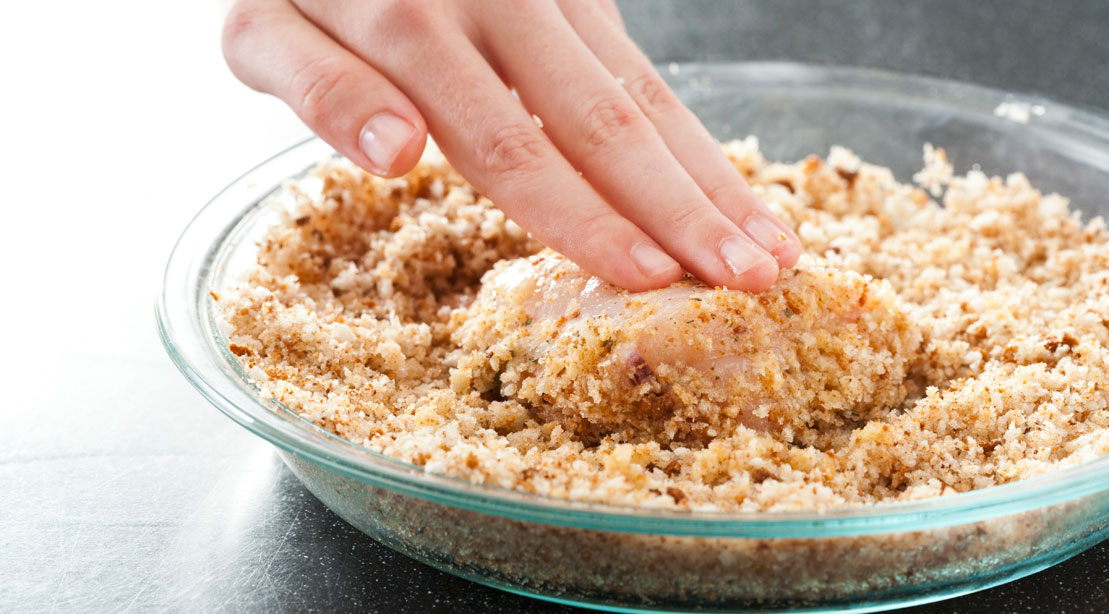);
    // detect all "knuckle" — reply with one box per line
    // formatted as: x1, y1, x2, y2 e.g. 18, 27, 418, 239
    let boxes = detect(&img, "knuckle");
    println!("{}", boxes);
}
547, 209, 623, 258
371, 0, 440, 37
624, 72, 680, 118
289, 57, 351, 127
580, 94, 643, 149
478, 124, 549, 177
703, 181, 743, 207
665, 202, 716, 231
221, 2, 265, 64
569, 210, 622, 244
